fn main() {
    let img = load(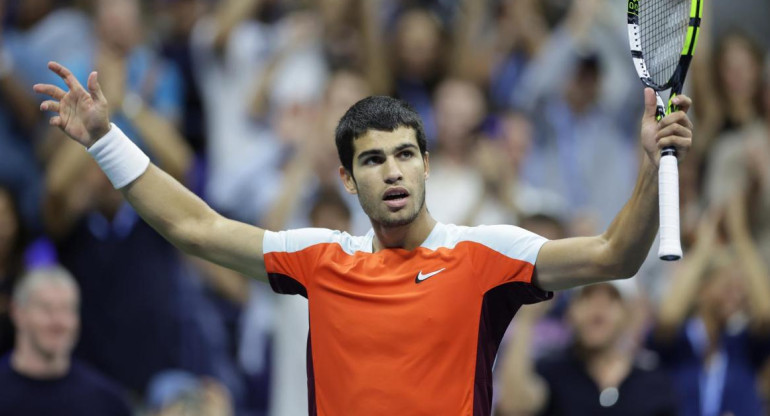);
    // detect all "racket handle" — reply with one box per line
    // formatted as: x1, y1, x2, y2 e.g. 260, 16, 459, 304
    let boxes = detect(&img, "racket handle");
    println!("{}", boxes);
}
658, 149, 682, 261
